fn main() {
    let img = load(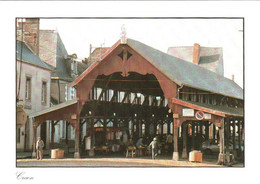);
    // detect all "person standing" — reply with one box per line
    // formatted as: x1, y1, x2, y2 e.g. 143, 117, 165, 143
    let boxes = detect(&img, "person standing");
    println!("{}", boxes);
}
36, 137, 44, 160
148, 137, 159, 159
